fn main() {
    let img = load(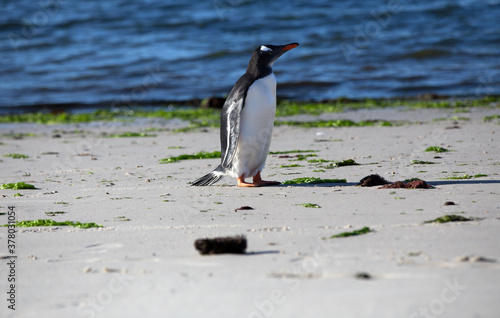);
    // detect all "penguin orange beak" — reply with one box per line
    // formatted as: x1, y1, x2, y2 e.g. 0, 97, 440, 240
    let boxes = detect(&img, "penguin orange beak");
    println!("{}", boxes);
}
268, 43, 299, 65
281, 43, 299, 51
